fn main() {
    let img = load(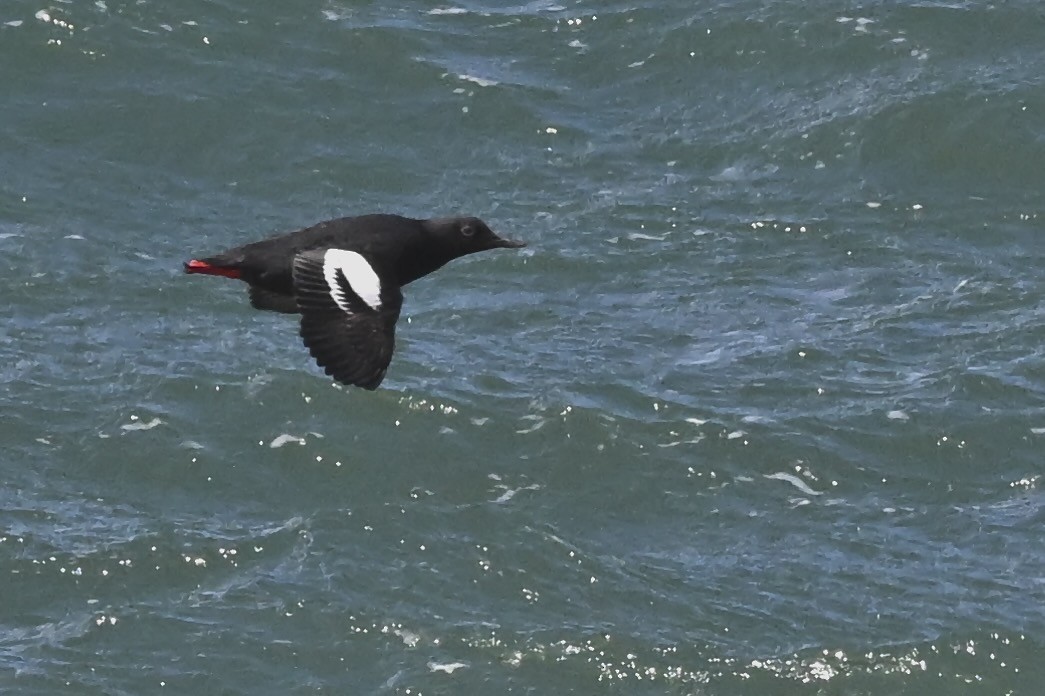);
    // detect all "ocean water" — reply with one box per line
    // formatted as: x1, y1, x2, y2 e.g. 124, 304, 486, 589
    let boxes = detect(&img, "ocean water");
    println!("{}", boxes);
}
2, 0, 1044, 693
